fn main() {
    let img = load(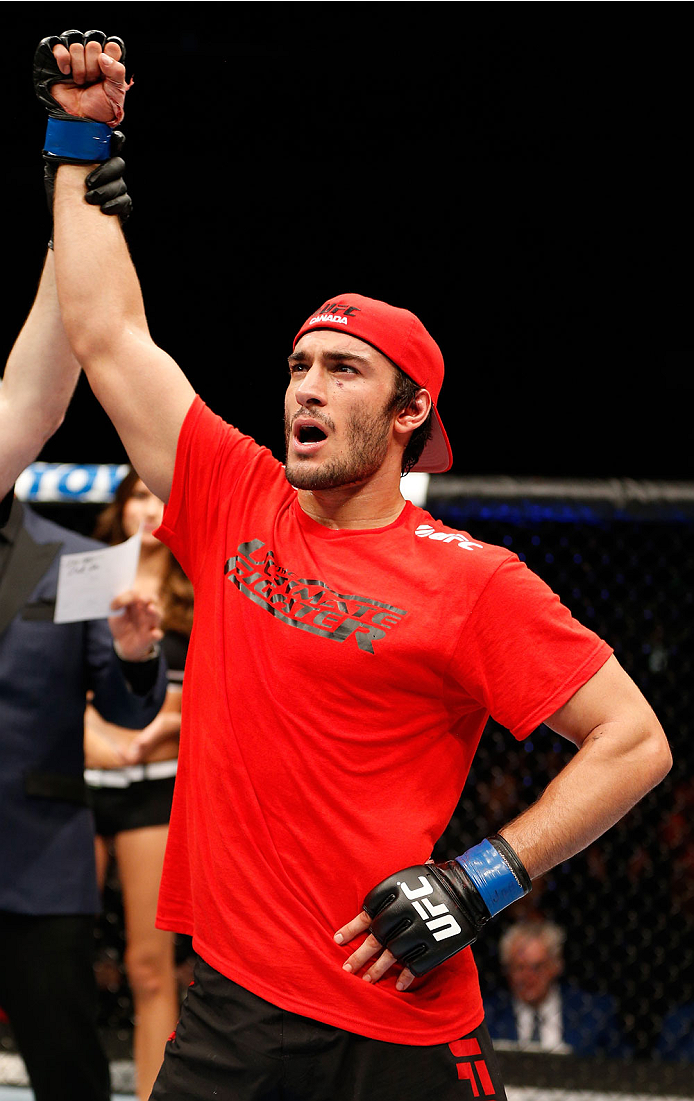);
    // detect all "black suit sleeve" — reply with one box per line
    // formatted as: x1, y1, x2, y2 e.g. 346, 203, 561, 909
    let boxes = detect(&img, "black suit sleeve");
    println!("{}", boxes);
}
86, 617, 168, 728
